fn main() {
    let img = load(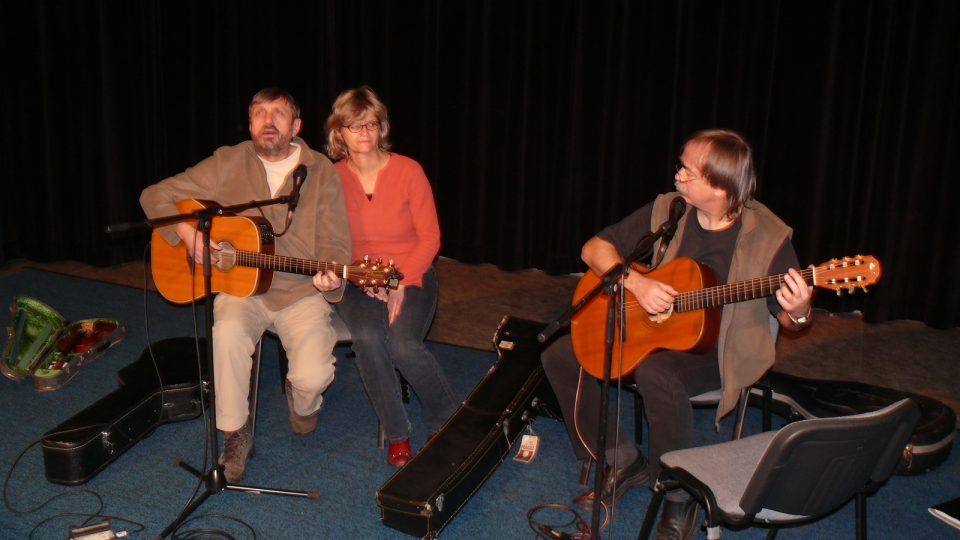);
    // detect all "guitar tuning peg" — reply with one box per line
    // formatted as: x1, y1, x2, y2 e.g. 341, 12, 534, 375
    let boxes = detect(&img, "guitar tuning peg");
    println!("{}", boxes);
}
363, 254, 370, 263
388, 259, 395, 267
835, 289, 842, 297
375, 257, 383, 265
